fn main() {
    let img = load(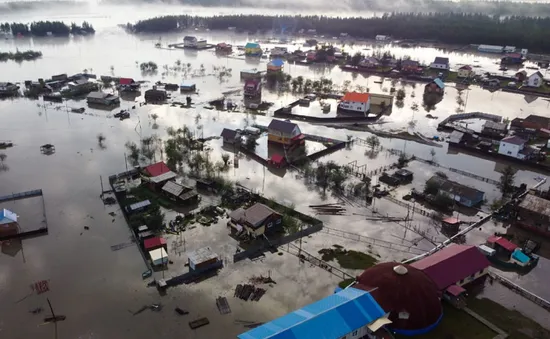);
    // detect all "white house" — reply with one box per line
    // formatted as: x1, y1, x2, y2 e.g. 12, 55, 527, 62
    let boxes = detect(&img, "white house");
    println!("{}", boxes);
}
498, 136, 527, 159
527, 71, 544, 88
430, 57, 449, 70
338, 92, 370, 114
375, 35, 389, 41
183, 36, 207, 48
